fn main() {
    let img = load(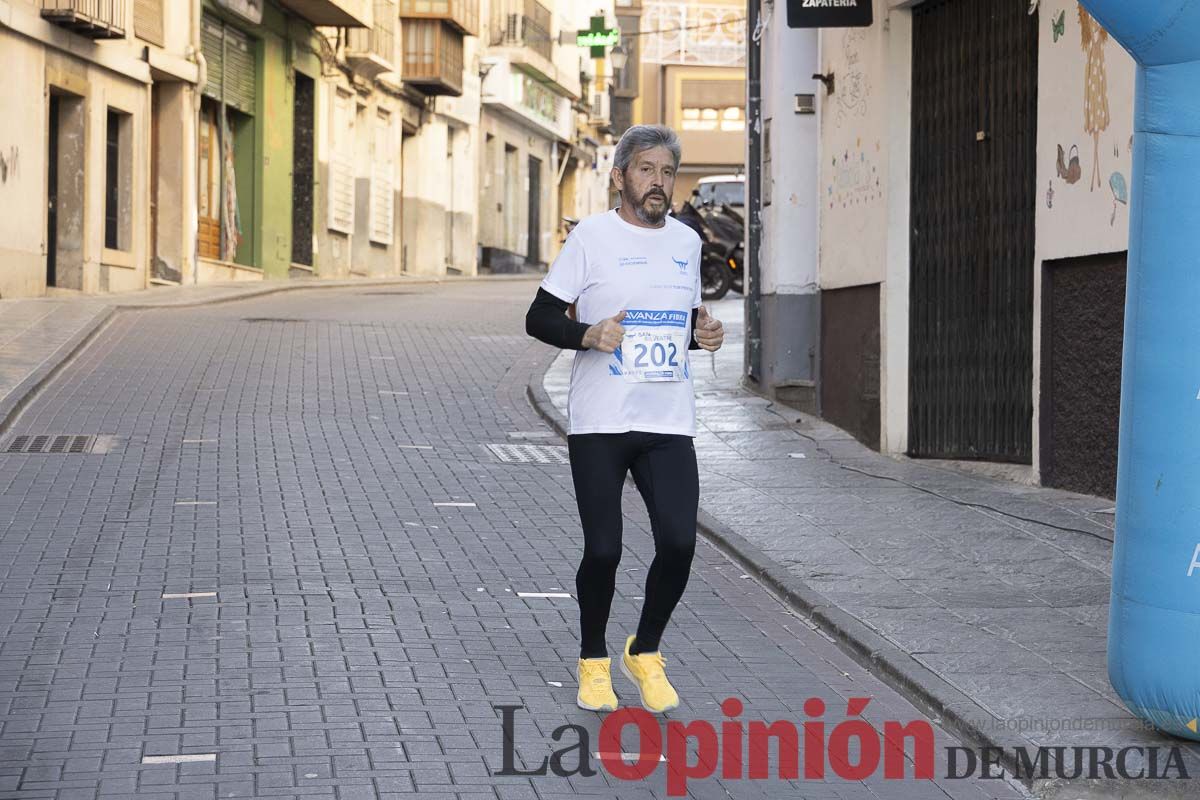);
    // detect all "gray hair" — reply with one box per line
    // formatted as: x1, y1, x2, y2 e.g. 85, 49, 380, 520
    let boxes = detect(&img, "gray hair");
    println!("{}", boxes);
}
613, 125, 682, 172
